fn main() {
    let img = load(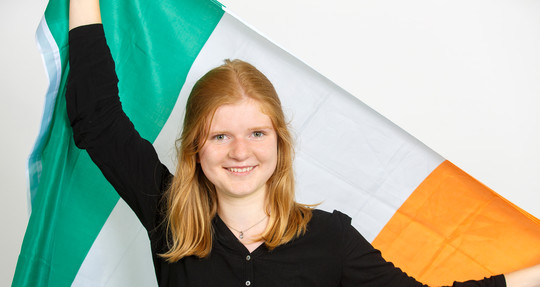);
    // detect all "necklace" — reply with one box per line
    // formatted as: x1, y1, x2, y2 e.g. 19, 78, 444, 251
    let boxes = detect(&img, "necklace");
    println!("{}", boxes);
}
223, 215, 268, 239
